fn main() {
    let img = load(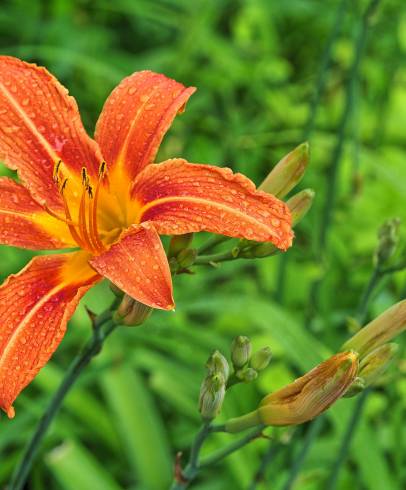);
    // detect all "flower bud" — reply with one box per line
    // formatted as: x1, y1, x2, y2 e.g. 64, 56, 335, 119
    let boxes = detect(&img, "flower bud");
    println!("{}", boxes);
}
231, 336, 252, 368
259, 142, 310, 198
258, 351, 358, 426
114, 294, 152, 327
199, 373, 226, 420
344, 376, 366, 398
358, 343, 398, 386
241, 242, 278, 259
206, 350, 230, 381
236, 367, 258, 383
176, 248, 198, 268
168, 233, 194, 258
342, 300, 406, 357
250, 347, 273, 371
224, 351, 358, 433
286, 189, 315, 226
373, 218, 401, 267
